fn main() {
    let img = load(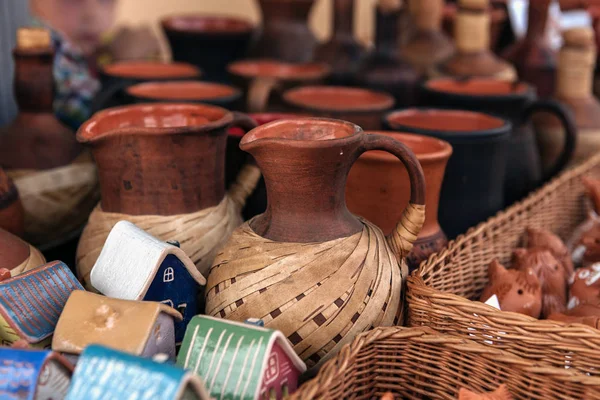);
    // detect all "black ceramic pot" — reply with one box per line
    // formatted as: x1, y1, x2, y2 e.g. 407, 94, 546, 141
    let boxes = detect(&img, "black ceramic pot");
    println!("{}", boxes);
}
385, 108, 511, 238
421, 78, 577, 205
